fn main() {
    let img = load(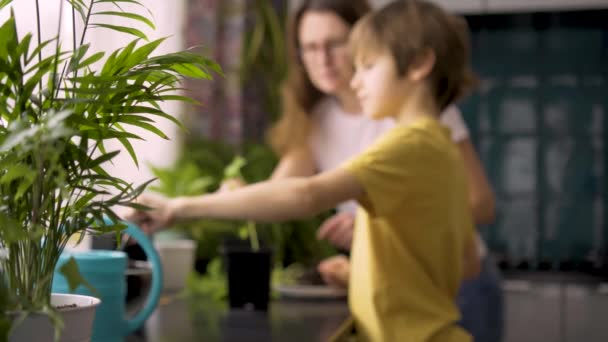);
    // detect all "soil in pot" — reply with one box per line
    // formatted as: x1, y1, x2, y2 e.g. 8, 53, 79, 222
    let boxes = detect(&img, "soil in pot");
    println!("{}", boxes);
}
55, 304, 78, 310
